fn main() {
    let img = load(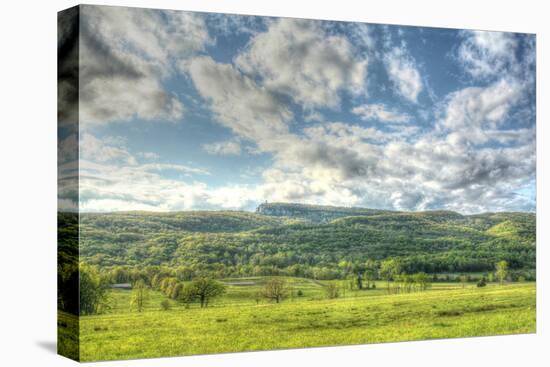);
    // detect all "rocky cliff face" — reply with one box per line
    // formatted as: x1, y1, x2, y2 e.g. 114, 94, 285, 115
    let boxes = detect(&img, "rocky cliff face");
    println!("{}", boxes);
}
255, 202, 388, 222
256, 203, 297, 217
